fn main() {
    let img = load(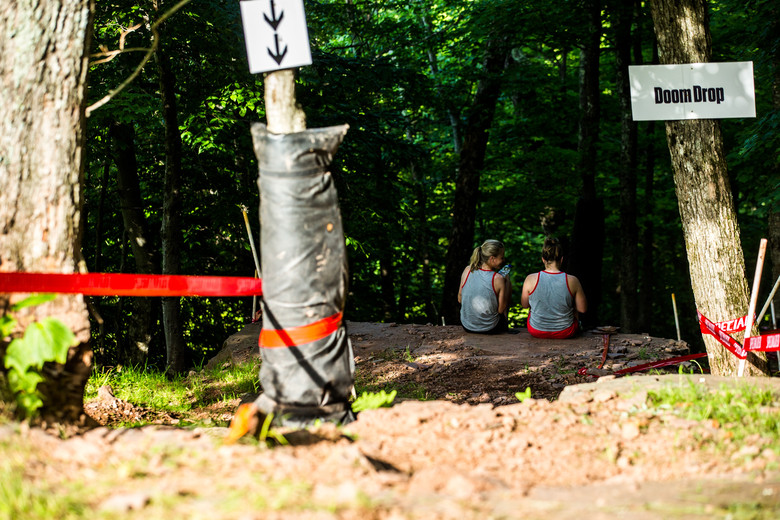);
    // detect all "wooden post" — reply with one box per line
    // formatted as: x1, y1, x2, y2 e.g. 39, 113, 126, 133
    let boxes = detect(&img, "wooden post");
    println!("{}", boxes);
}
738, 238, 767, 376
264, 70, 306, 133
